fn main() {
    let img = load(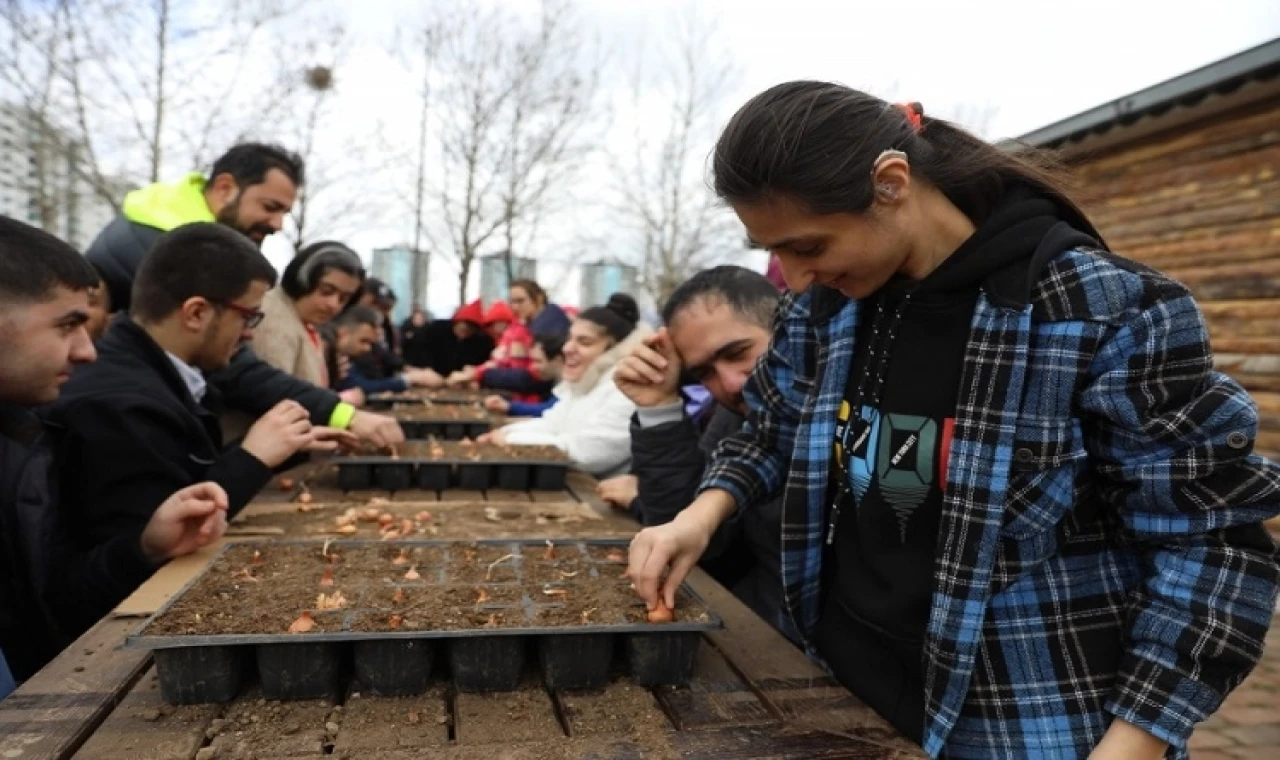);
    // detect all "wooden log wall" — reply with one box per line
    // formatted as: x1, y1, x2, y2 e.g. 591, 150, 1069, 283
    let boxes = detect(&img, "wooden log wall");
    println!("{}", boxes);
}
1068, 96, 1280, 458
